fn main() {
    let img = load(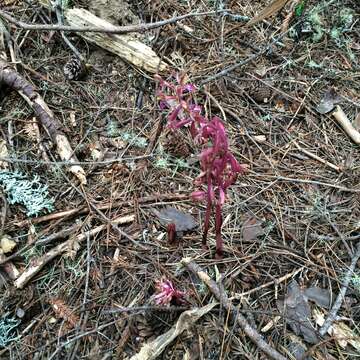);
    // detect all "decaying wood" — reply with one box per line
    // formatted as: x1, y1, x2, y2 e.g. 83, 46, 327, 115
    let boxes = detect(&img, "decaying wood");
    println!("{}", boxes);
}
63, 8, 167, 73
25, 1, 168, 73
131, 303, 216, 360
14, 214, 135, 289
0, 59, 87, 184
332, 105, 360, 145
